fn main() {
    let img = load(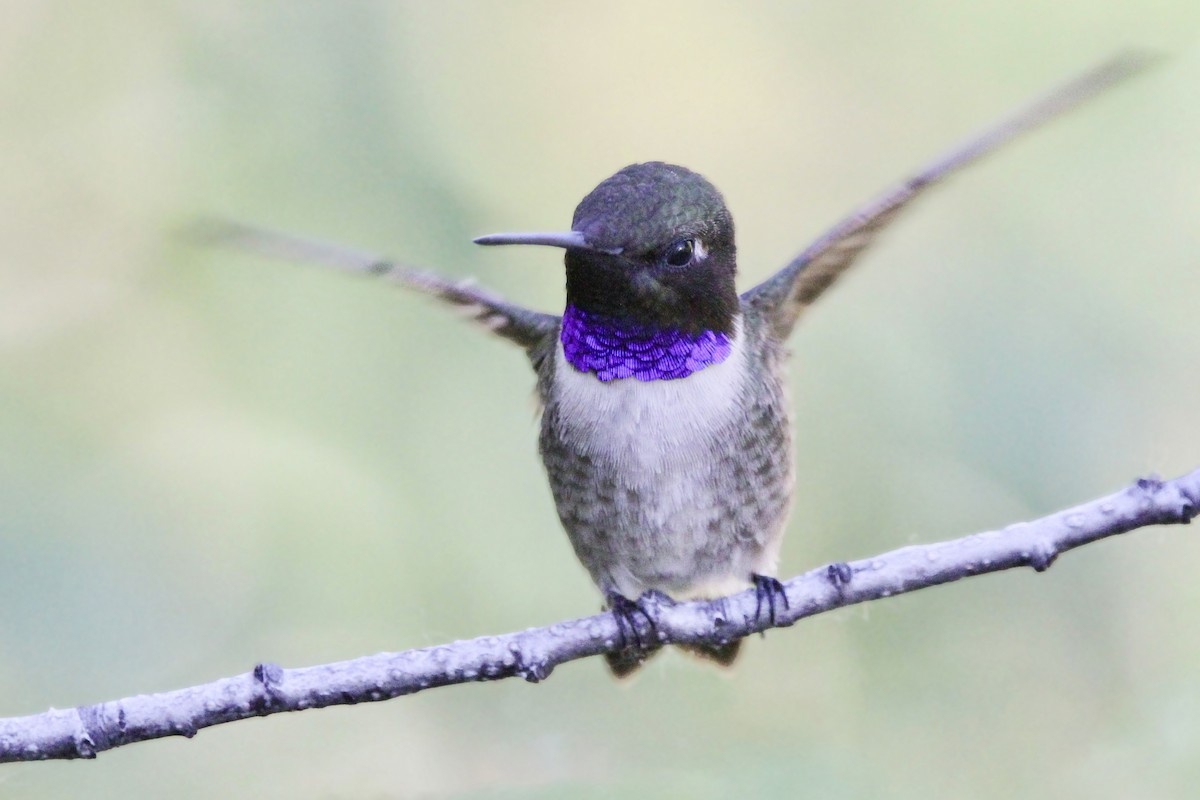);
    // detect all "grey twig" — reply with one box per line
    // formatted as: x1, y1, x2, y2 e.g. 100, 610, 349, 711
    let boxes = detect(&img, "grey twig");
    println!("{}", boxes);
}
1, 468, 1195, 763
